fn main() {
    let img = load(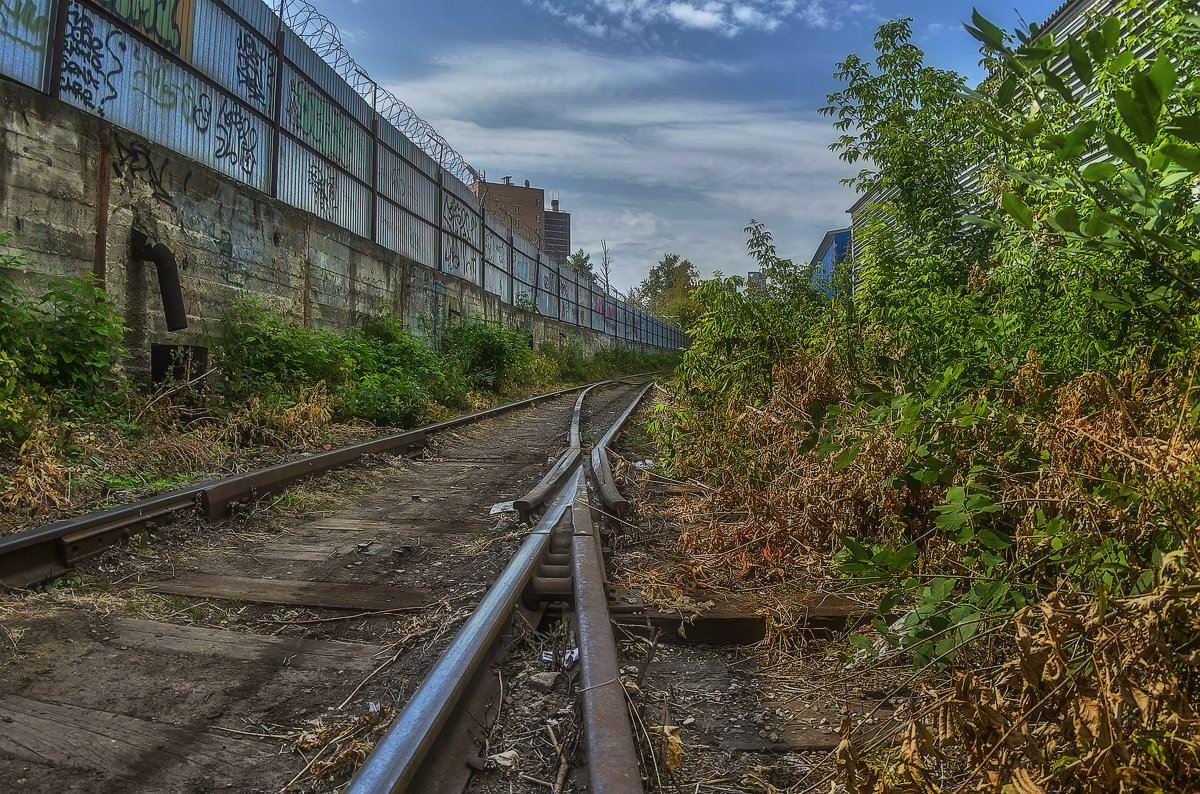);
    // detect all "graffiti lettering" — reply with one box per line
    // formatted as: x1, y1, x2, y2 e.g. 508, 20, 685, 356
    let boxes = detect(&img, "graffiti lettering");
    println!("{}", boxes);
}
59, 7, 124, 116
0, 0, 49, 53
59, 5, 103, 109
214, 97, 258, 177
127, 43, 213, 132
441, 193, 478, 240
100, 30, 125, 110
192, 90, 211, 131
285, 77, 353, 167
308, 162, 338, 217
93, 0, 195, 59
112, 134, 175, 206
235, 29, 268, 110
